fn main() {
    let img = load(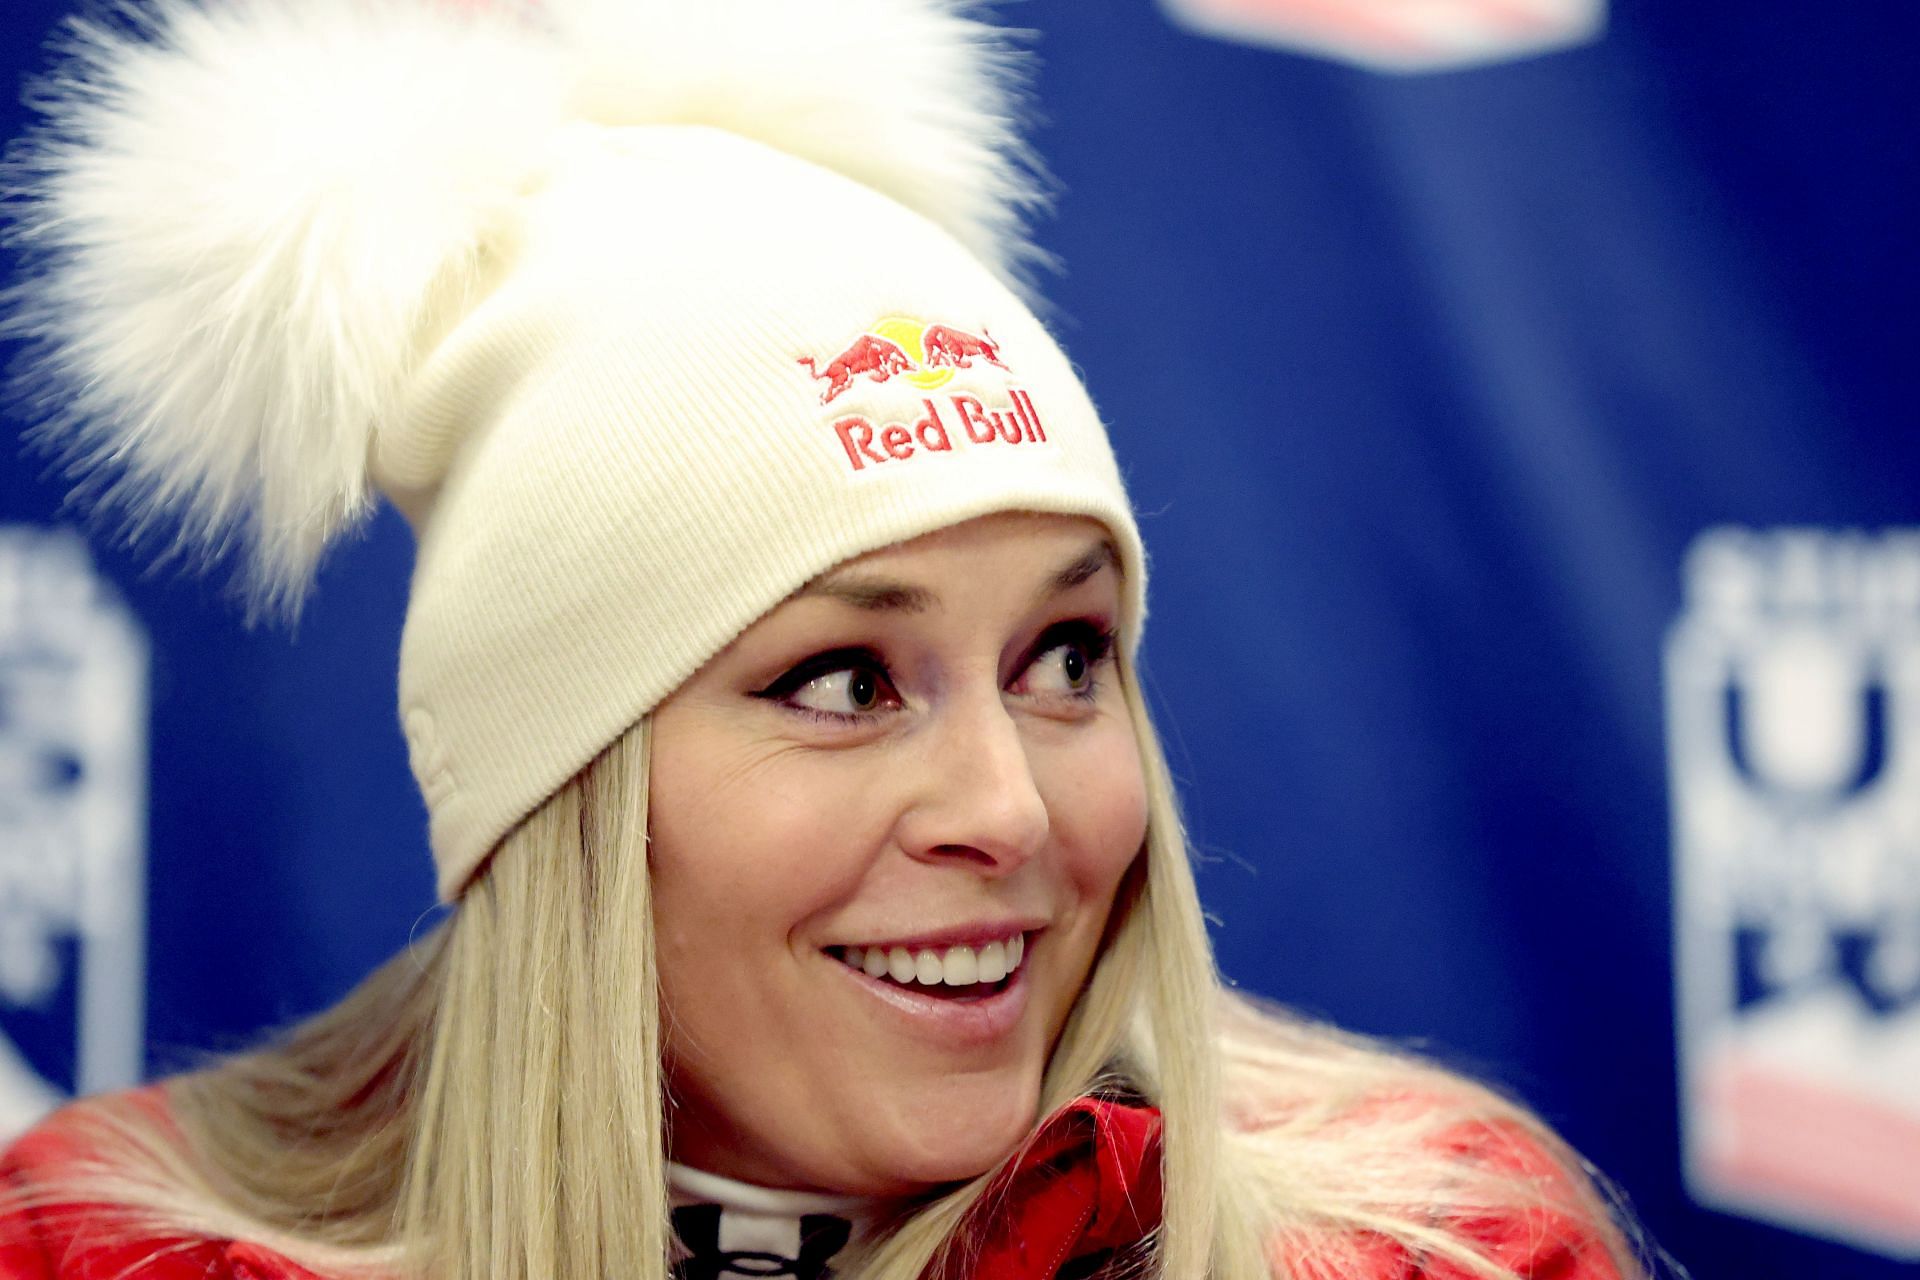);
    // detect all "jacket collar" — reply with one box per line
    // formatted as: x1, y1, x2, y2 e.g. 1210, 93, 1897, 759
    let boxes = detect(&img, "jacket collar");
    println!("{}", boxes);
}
960, 1096, 1165, 1280
214, 1096, 1164, 1280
